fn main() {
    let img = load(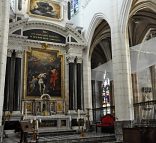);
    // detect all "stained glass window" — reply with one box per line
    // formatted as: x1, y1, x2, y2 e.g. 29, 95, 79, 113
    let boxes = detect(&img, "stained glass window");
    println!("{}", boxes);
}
10, 0, 16, 12
70, 0, 79, 16
101, 73, 111, 115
